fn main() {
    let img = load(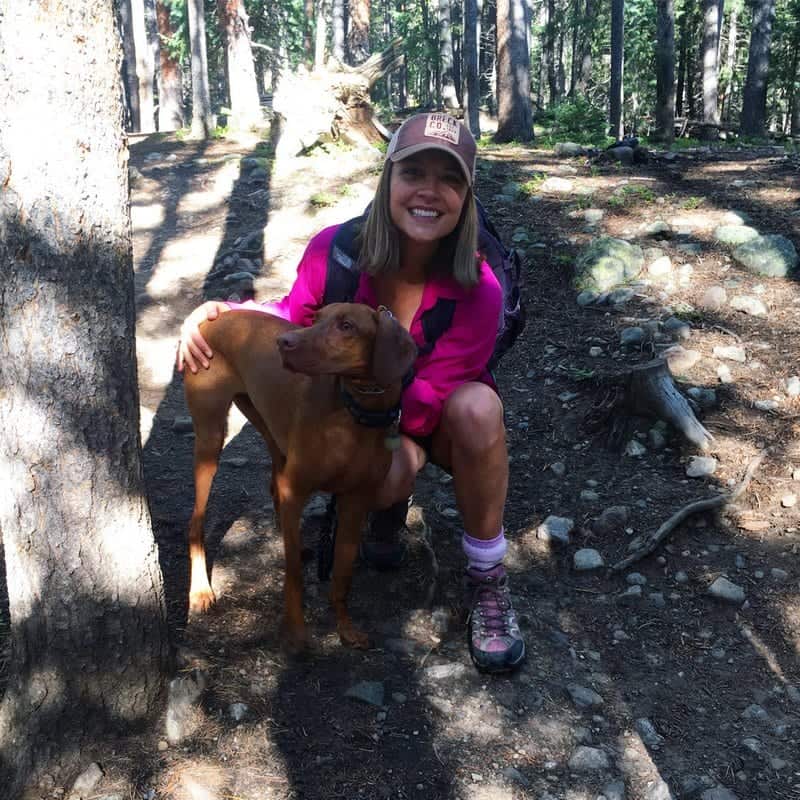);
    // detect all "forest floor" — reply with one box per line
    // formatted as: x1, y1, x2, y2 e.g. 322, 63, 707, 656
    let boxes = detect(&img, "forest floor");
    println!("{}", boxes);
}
28, 124, 800, 800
